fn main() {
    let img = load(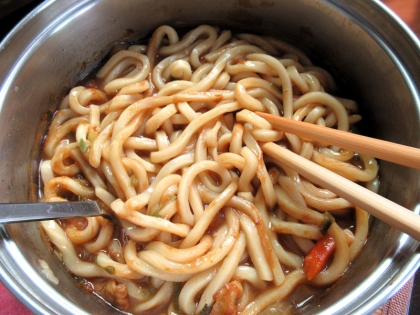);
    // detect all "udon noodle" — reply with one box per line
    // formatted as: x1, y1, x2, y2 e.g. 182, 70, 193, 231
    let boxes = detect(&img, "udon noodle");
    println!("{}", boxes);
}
39, 25, 378, 314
